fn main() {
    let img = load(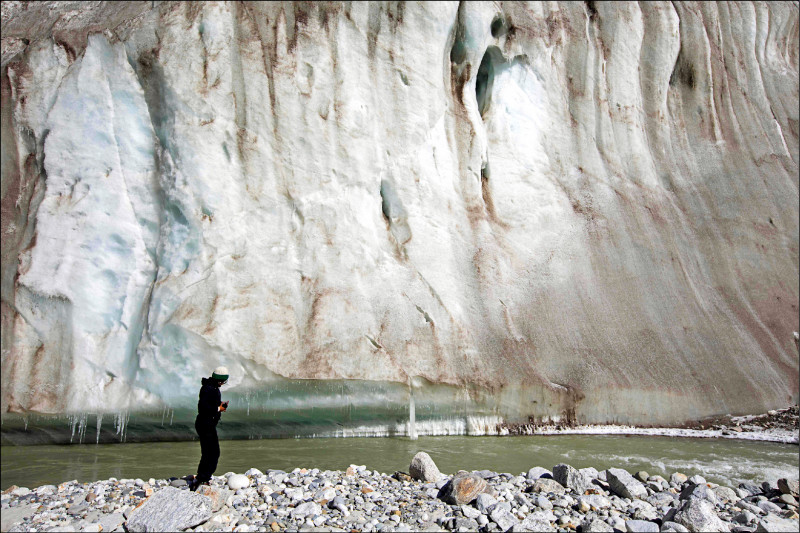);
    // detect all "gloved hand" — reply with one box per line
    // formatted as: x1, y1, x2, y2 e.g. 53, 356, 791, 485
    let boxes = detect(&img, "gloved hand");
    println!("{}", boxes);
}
219, 401, 229, 412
